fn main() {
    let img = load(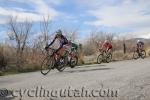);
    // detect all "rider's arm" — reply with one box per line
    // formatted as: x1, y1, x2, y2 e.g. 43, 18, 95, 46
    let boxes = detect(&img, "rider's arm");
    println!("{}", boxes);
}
55, 42, 63, 53
101, 43, 106, 49
62, 35, 68, 44
47, 36, 56, 47
141, 42, 144, 45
